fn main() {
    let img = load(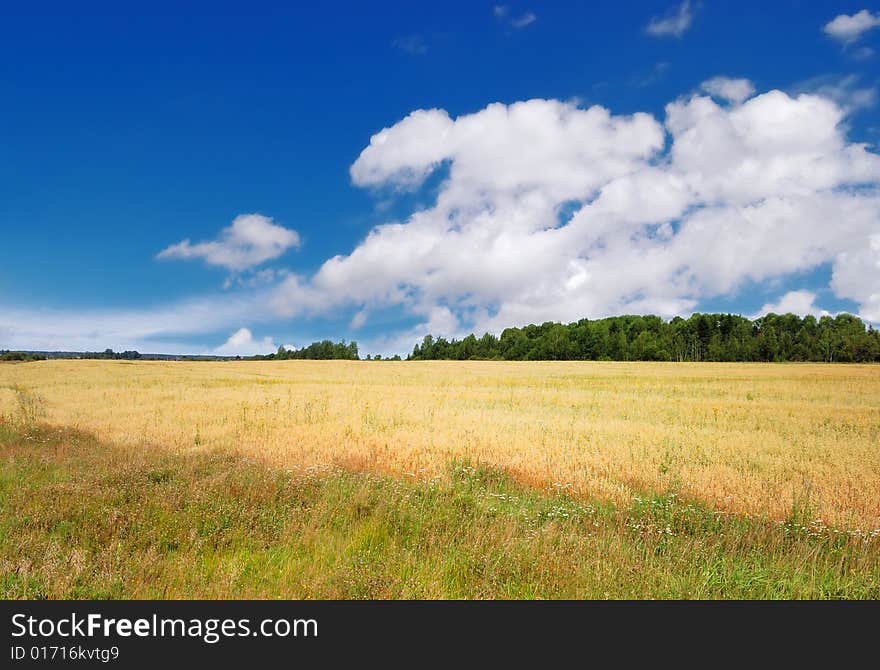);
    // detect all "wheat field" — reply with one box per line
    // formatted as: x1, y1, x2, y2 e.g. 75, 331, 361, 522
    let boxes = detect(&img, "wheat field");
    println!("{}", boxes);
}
1, 360, 878, 530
